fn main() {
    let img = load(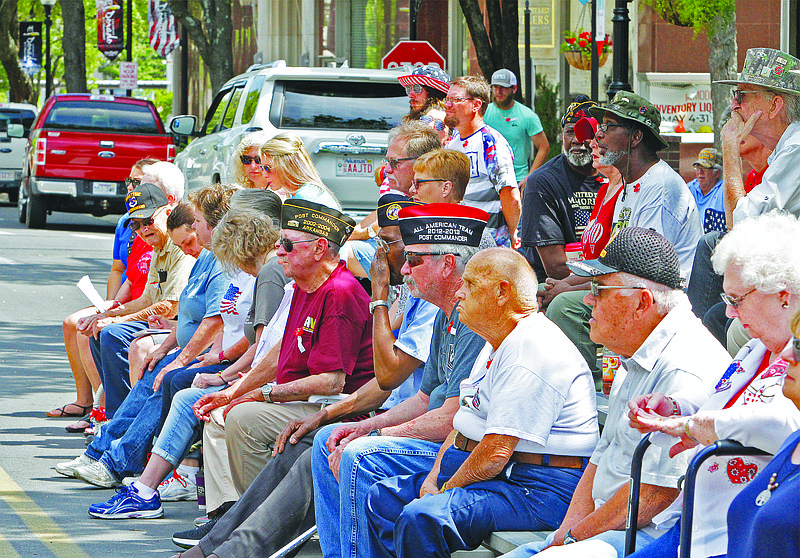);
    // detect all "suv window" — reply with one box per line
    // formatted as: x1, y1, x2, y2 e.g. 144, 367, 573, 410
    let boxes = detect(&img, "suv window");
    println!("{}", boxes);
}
203, 88, 234, 135
271, 80, 407, 131
0, 109, 36, 134
241, 75, 266, 125
222, 83, 246, 130
44, 101, 159, 133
